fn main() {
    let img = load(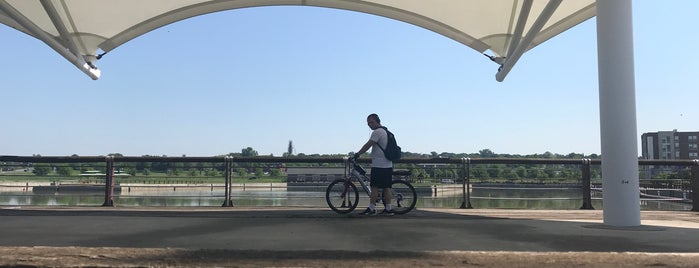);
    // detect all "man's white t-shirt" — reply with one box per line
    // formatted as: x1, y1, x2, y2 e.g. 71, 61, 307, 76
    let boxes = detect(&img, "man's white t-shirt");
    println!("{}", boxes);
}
370, 127, 393, 168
